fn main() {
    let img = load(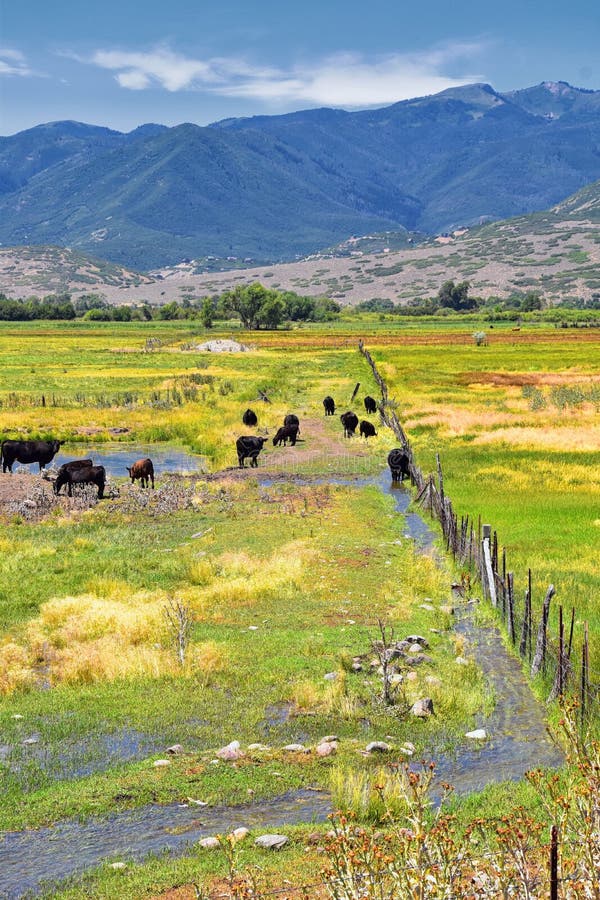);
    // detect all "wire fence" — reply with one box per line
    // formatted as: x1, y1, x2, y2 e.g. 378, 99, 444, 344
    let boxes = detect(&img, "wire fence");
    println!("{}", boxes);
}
358, 340, 599, 726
